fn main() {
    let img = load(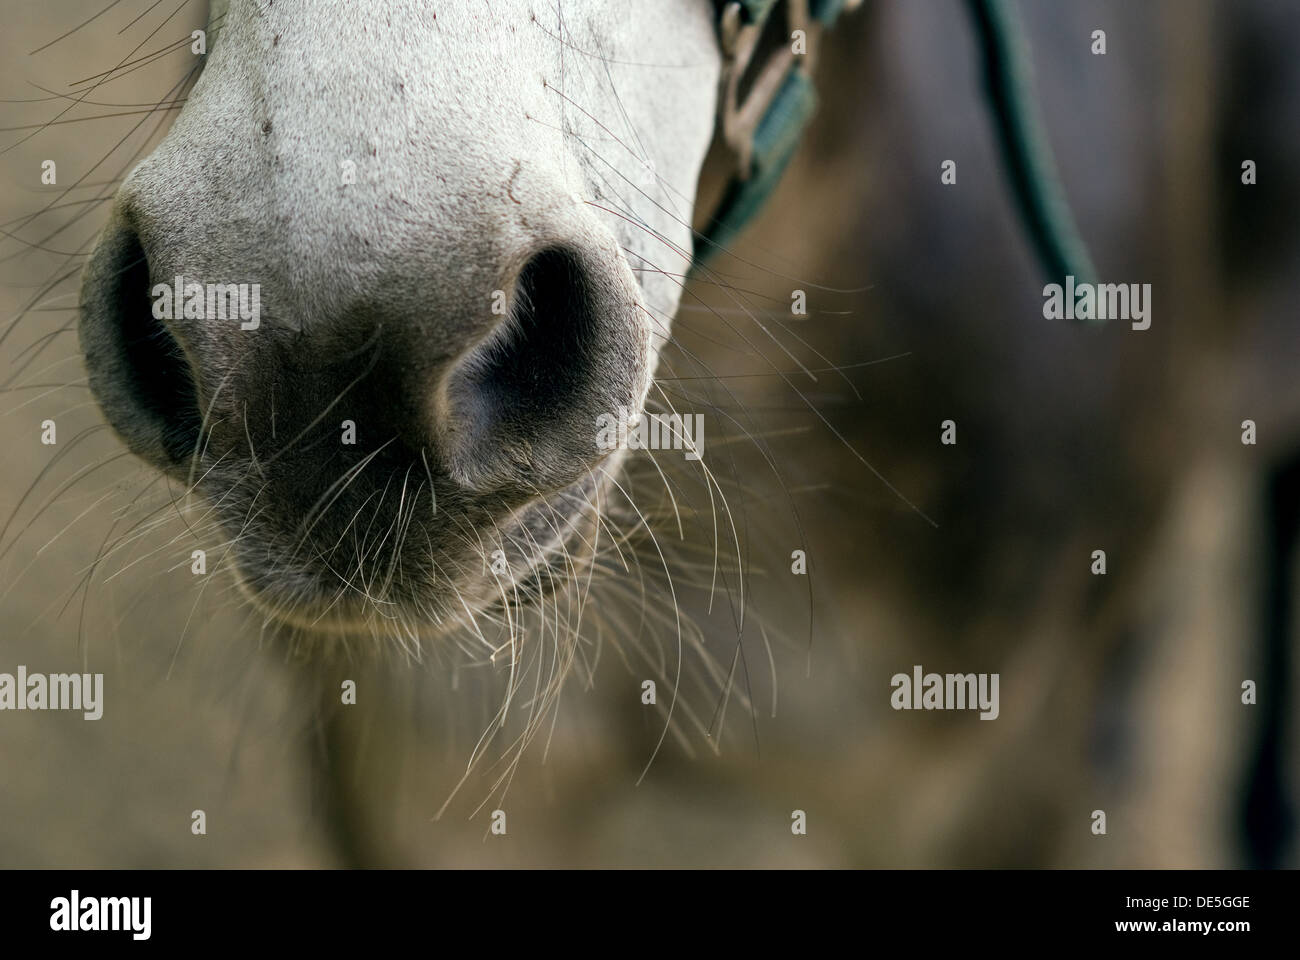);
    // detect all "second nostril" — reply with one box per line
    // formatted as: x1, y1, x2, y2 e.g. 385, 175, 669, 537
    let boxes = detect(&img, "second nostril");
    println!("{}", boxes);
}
438, 245, 650, 496
79, 215, 203, 471
468, 248, 600, 430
